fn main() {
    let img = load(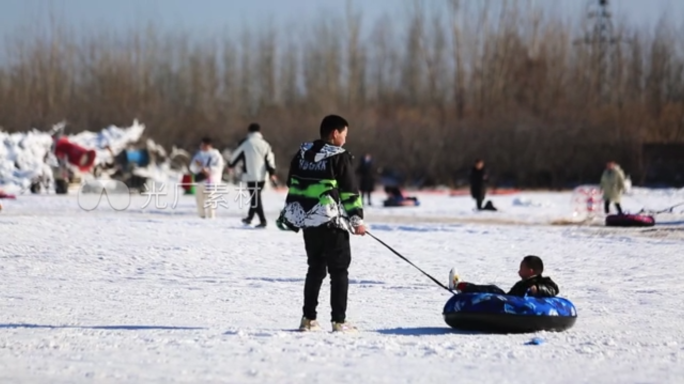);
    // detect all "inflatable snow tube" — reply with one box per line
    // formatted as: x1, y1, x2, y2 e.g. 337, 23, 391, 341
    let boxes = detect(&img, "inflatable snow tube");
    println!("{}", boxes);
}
442, 293, 577, 334
0, 191, 16, 199
383, 197, 420, 207
125, 149, 150, 167
605, 213, 655, 227
54, 137, 97, 171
